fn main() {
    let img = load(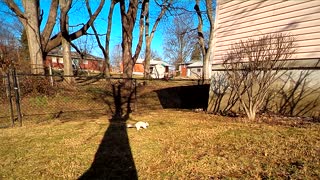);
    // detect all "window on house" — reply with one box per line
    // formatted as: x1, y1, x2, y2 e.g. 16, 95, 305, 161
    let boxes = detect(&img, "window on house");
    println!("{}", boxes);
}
52, 57, 57, 63
58, 58, 63, 63
197, 68, 201, 73
72, 59, 79, 66
83, 60, 89, 64
72, 59, 79, 69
